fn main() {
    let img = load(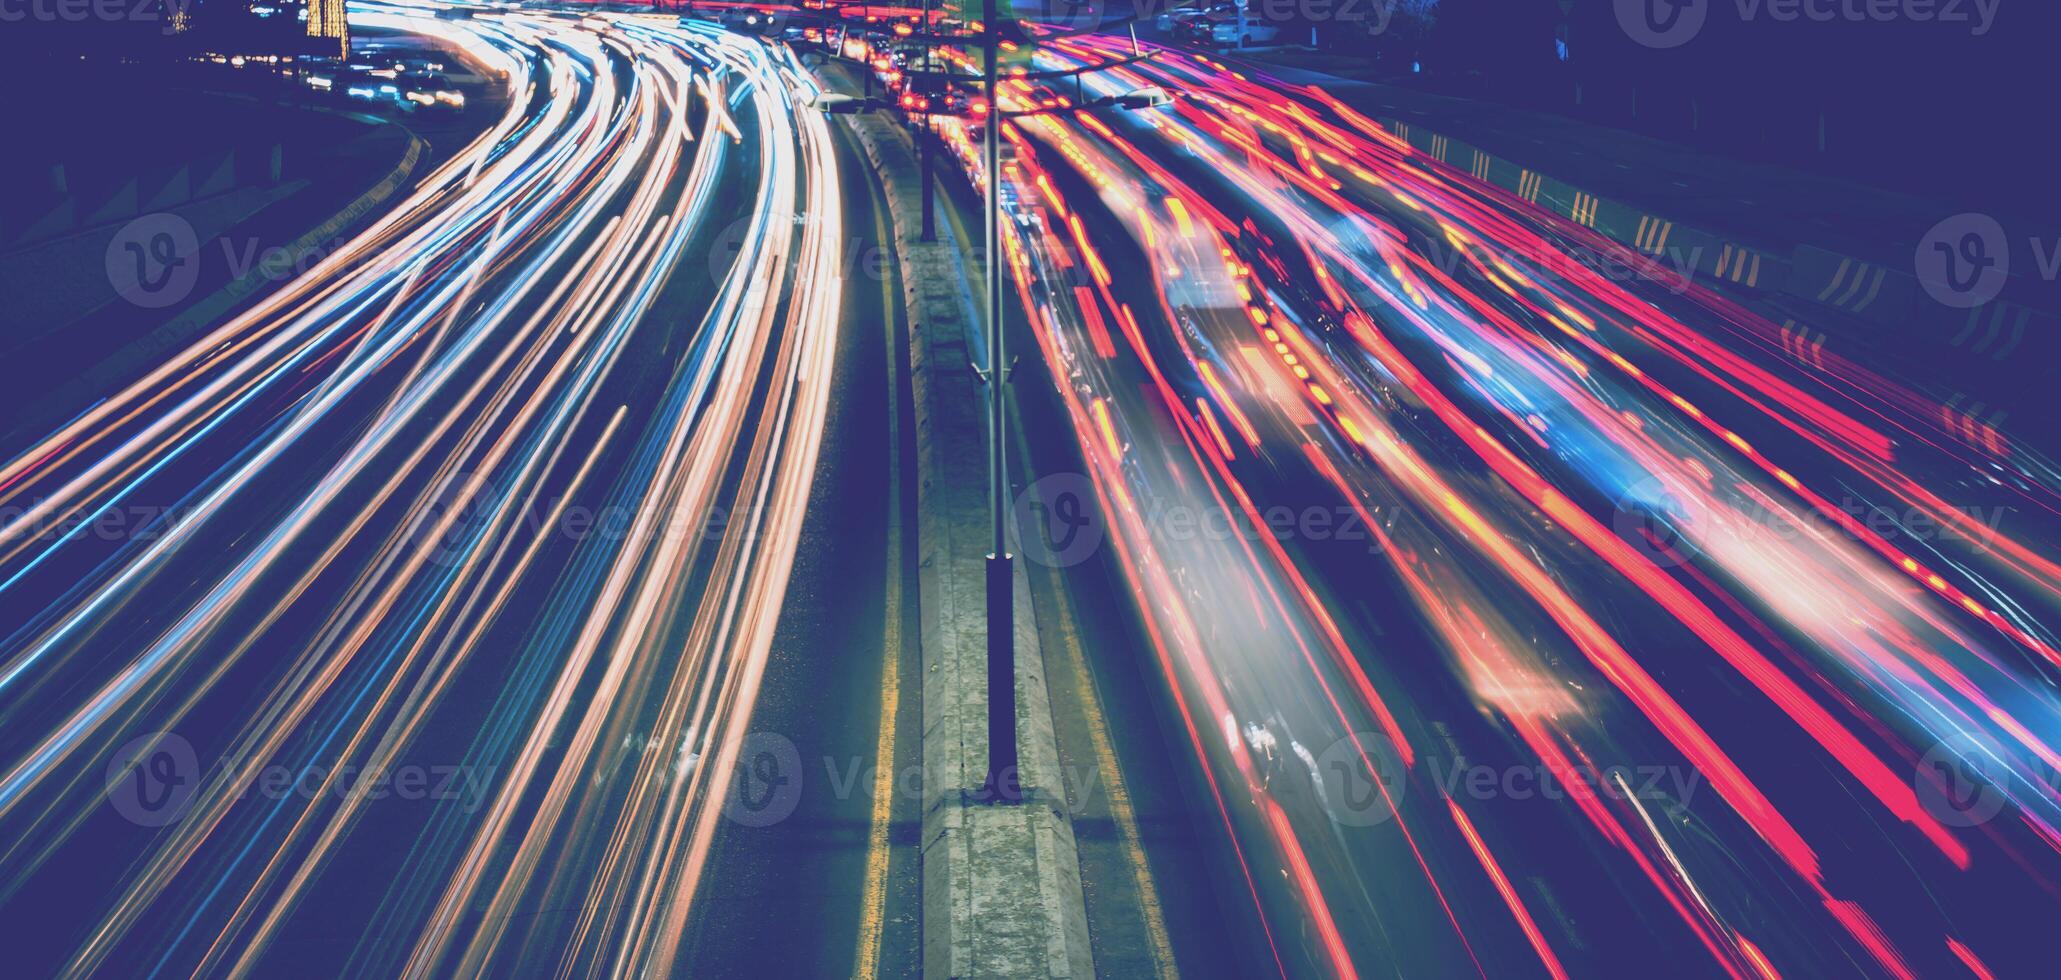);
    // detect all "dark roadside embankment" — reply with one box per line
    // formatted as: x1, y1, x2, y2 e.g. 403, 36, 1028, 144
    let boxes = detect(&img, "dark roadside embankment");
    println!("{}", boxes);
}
0, 51, 495, 450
